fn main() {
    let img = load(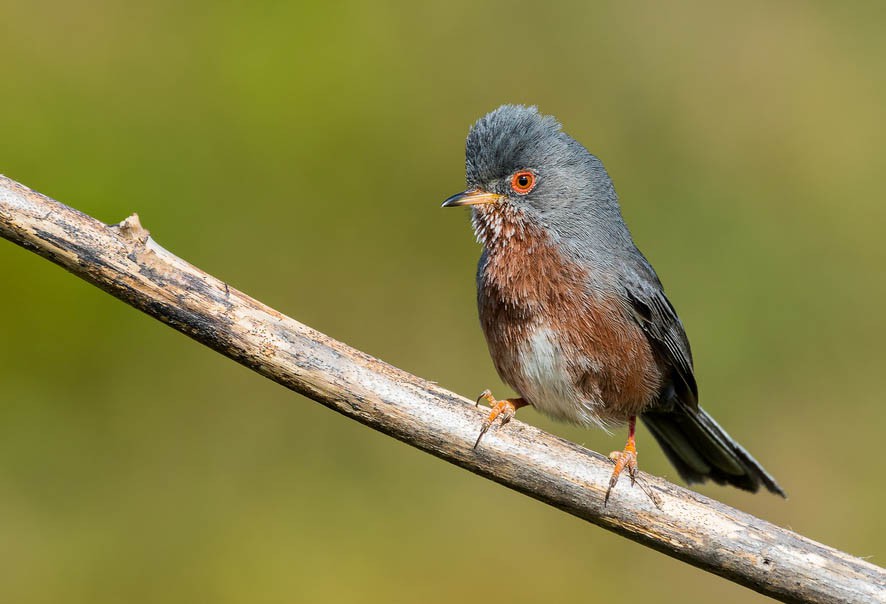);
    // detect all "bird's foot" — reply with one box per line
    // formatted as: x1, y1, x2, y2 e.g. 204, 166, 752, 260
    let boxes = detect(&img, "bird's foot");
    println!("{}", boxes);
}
605, 416, 639, 506
473, 389, 526, 449
605, 440, 638, 505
